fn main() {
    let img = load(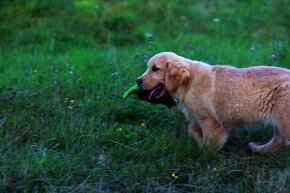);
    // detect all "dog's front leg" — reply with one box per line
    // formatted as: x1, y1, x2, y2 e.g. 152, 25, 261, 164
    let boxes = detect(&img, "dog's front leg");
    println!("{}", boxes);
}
188, 121, 203, 145
200, 117, 227, 150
